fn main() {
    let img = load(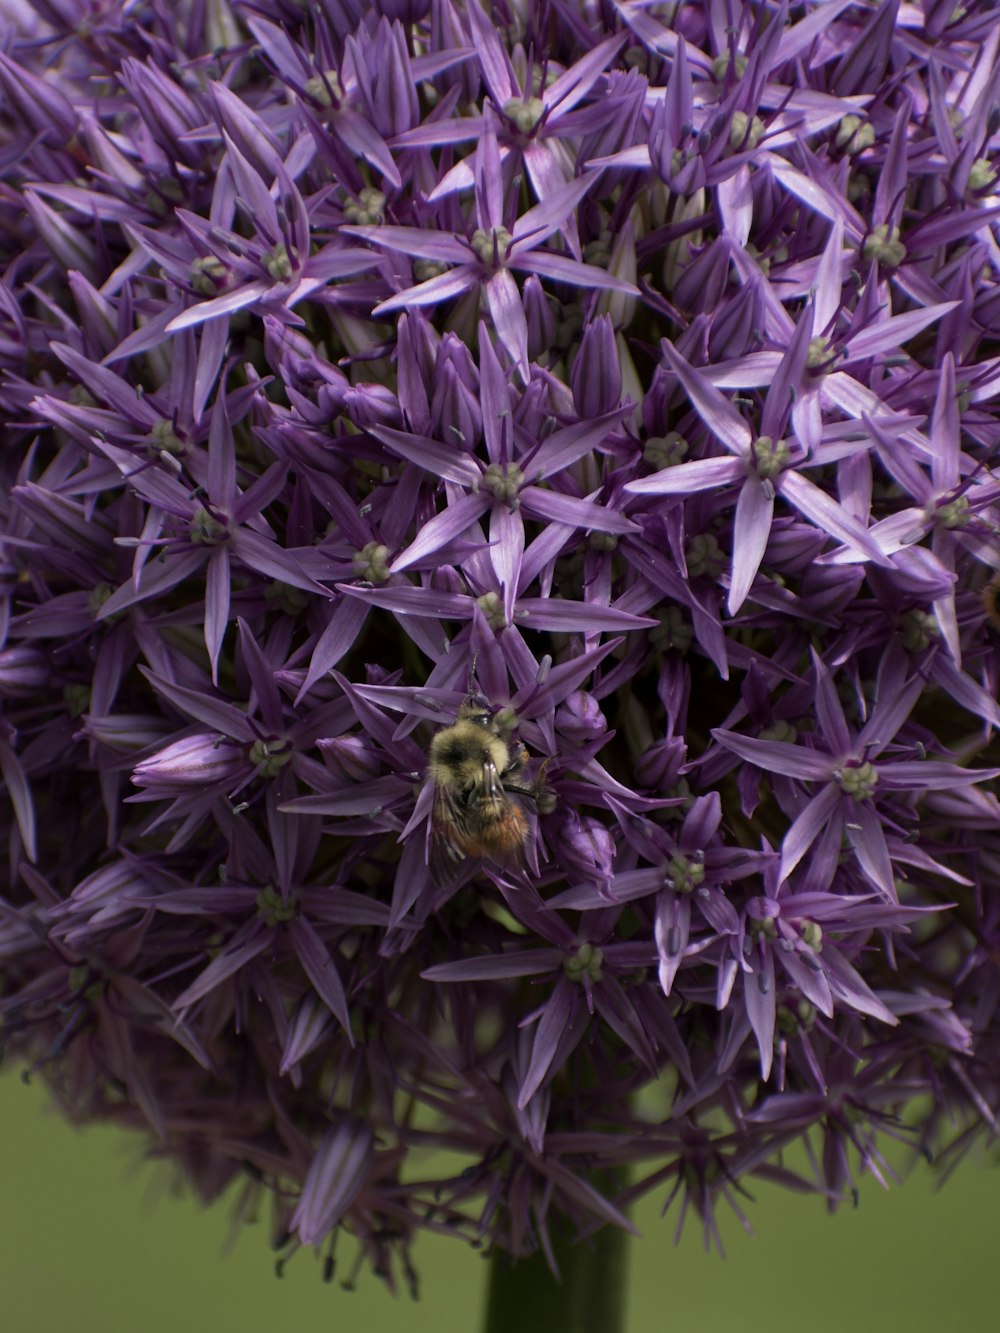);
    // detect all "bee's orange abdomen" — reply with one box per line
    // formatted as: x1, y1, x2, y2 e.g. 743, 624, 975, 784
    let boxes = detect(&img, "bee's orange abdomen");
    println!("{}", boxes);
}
478, 802, 528, 855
